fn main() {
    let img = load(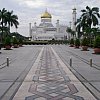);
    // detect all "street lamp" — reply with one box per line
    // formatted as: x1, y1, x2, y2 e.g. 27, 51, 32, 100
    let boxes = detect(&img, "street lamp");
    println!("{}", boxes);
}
12, 36, 15, 38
